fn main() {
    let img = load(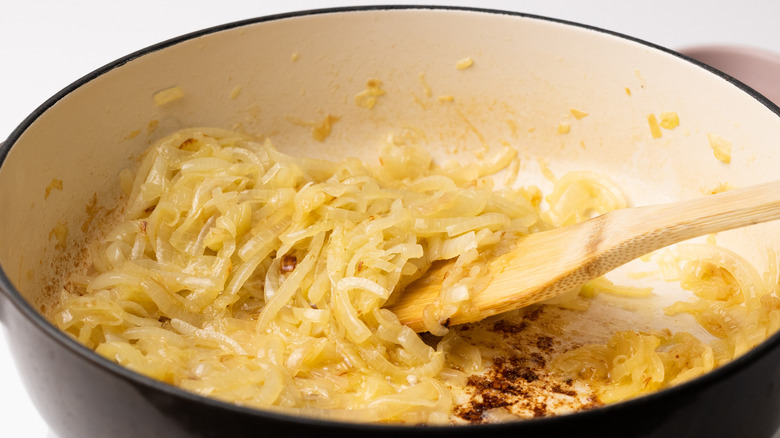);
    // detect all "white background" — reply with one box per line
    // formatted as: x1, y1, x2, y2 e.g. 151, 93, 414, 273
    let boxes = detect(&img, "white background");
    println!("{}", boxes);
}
1, 1, 779, 436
